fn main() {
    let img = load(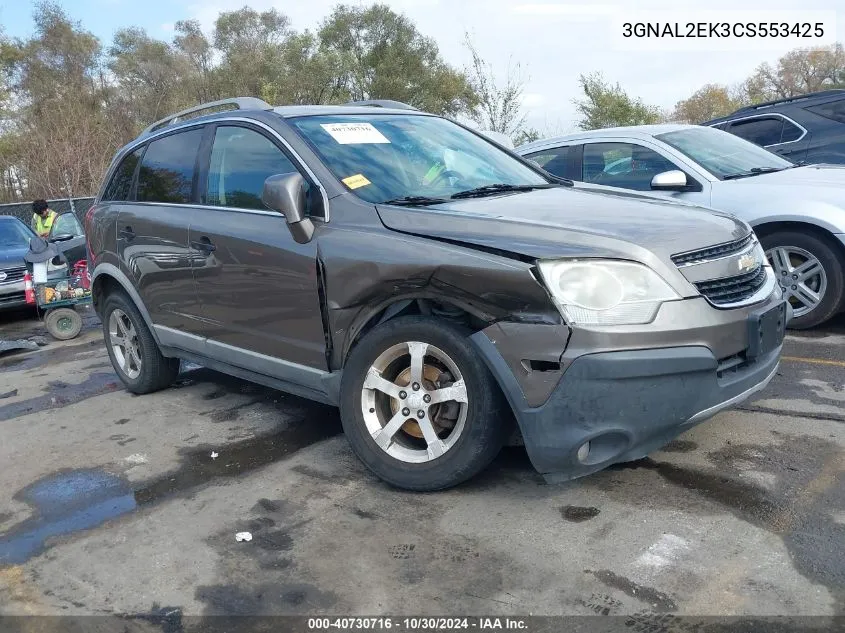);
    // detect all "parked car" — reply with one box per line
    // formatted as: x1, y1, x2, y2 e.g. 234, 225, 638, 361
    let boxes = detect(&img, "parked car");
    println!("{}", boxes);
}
0, 213, 86, 313
703, 89, 845, 165
87, 98, 787, 491
518, 124, 845, 328
0, 216, 36, 311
